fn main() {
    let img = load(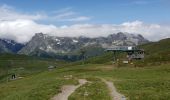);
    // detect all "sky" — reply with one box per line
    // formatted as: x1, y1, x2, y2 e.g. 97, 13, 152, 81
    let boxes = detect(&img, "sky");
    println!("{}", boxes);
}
0, 0, 170, 43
